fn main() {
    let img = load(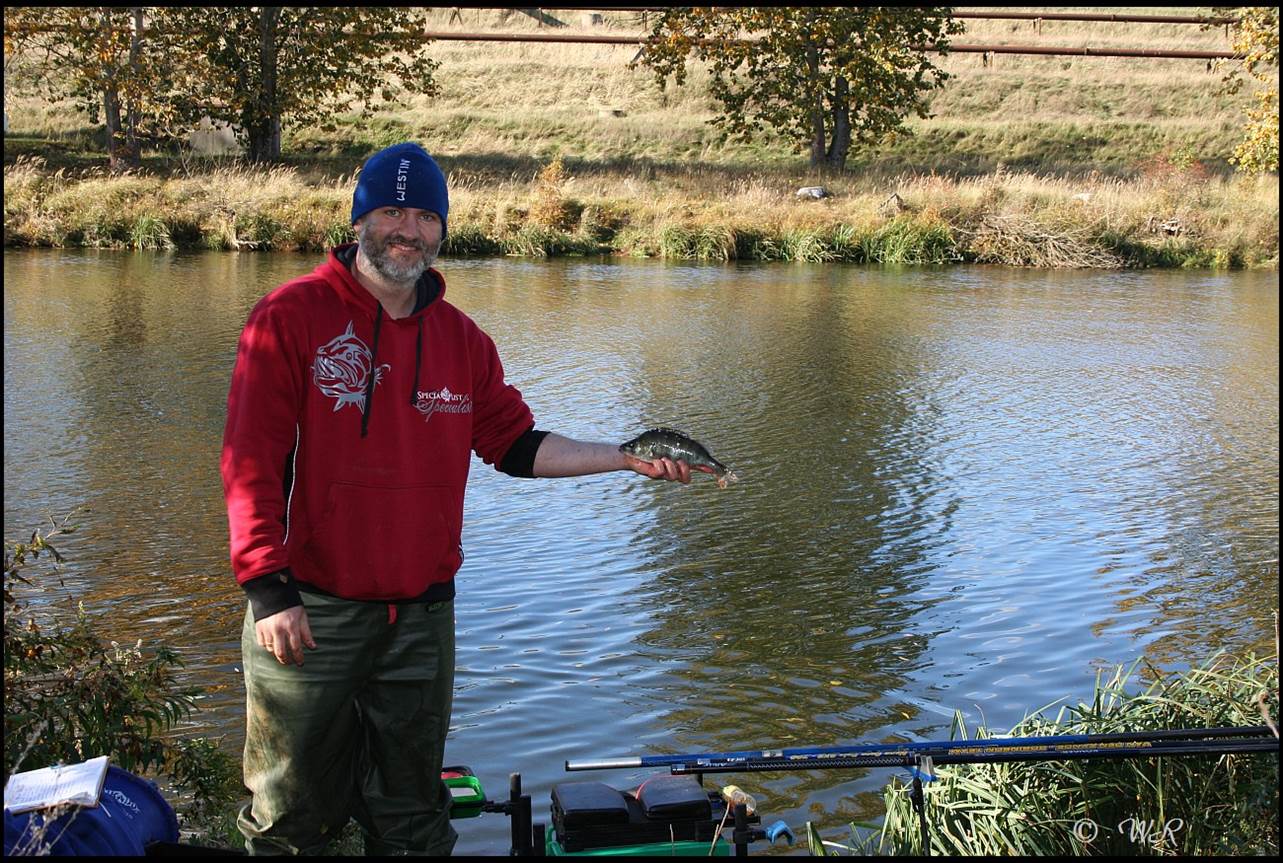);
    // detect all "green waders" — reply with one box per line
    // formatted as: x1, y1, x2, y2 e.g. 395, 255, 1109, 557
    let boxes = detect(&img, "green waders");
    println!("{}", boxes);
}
238, 593, 458, 856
